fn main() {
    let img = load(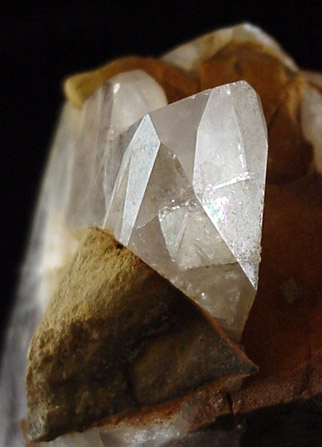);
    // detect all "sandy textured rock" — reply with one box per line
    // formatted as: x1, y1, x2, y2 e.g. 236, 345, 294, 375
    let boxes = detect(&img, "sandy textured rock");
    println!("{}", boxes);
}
26, 228, 256, 442
64, 56, 198, 108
